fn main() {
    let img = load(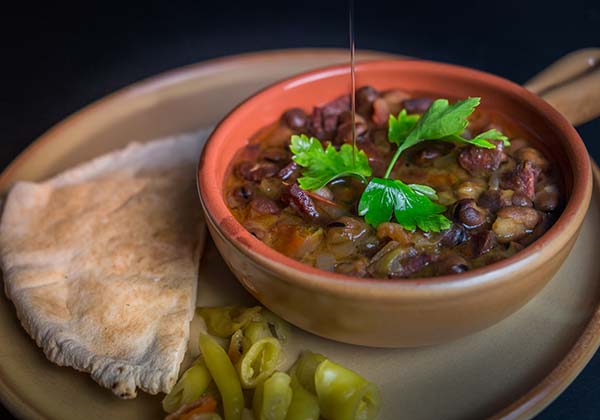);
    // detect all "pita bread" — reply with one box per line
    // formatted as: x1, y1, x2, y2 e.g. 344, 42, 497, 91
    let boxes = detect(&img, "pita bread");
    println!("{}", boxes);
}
0, 131, 209, 399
